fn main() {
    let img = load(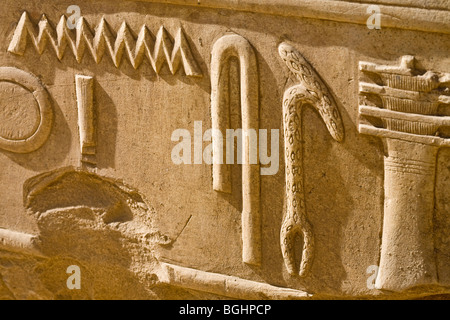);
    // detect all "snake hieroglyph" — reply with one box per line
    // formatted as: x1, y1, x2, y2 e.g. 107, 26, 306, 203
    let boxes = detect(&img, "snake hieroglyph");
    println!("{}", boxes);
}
278, 43, 344, 277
